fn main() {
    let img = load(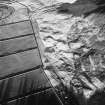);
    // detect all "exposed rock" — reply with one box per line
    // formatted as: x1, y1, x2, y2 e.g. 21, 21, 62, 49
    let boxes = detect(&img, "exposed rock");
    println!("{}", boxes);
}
69, 42, 84, 50
91, 77, 105, 90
